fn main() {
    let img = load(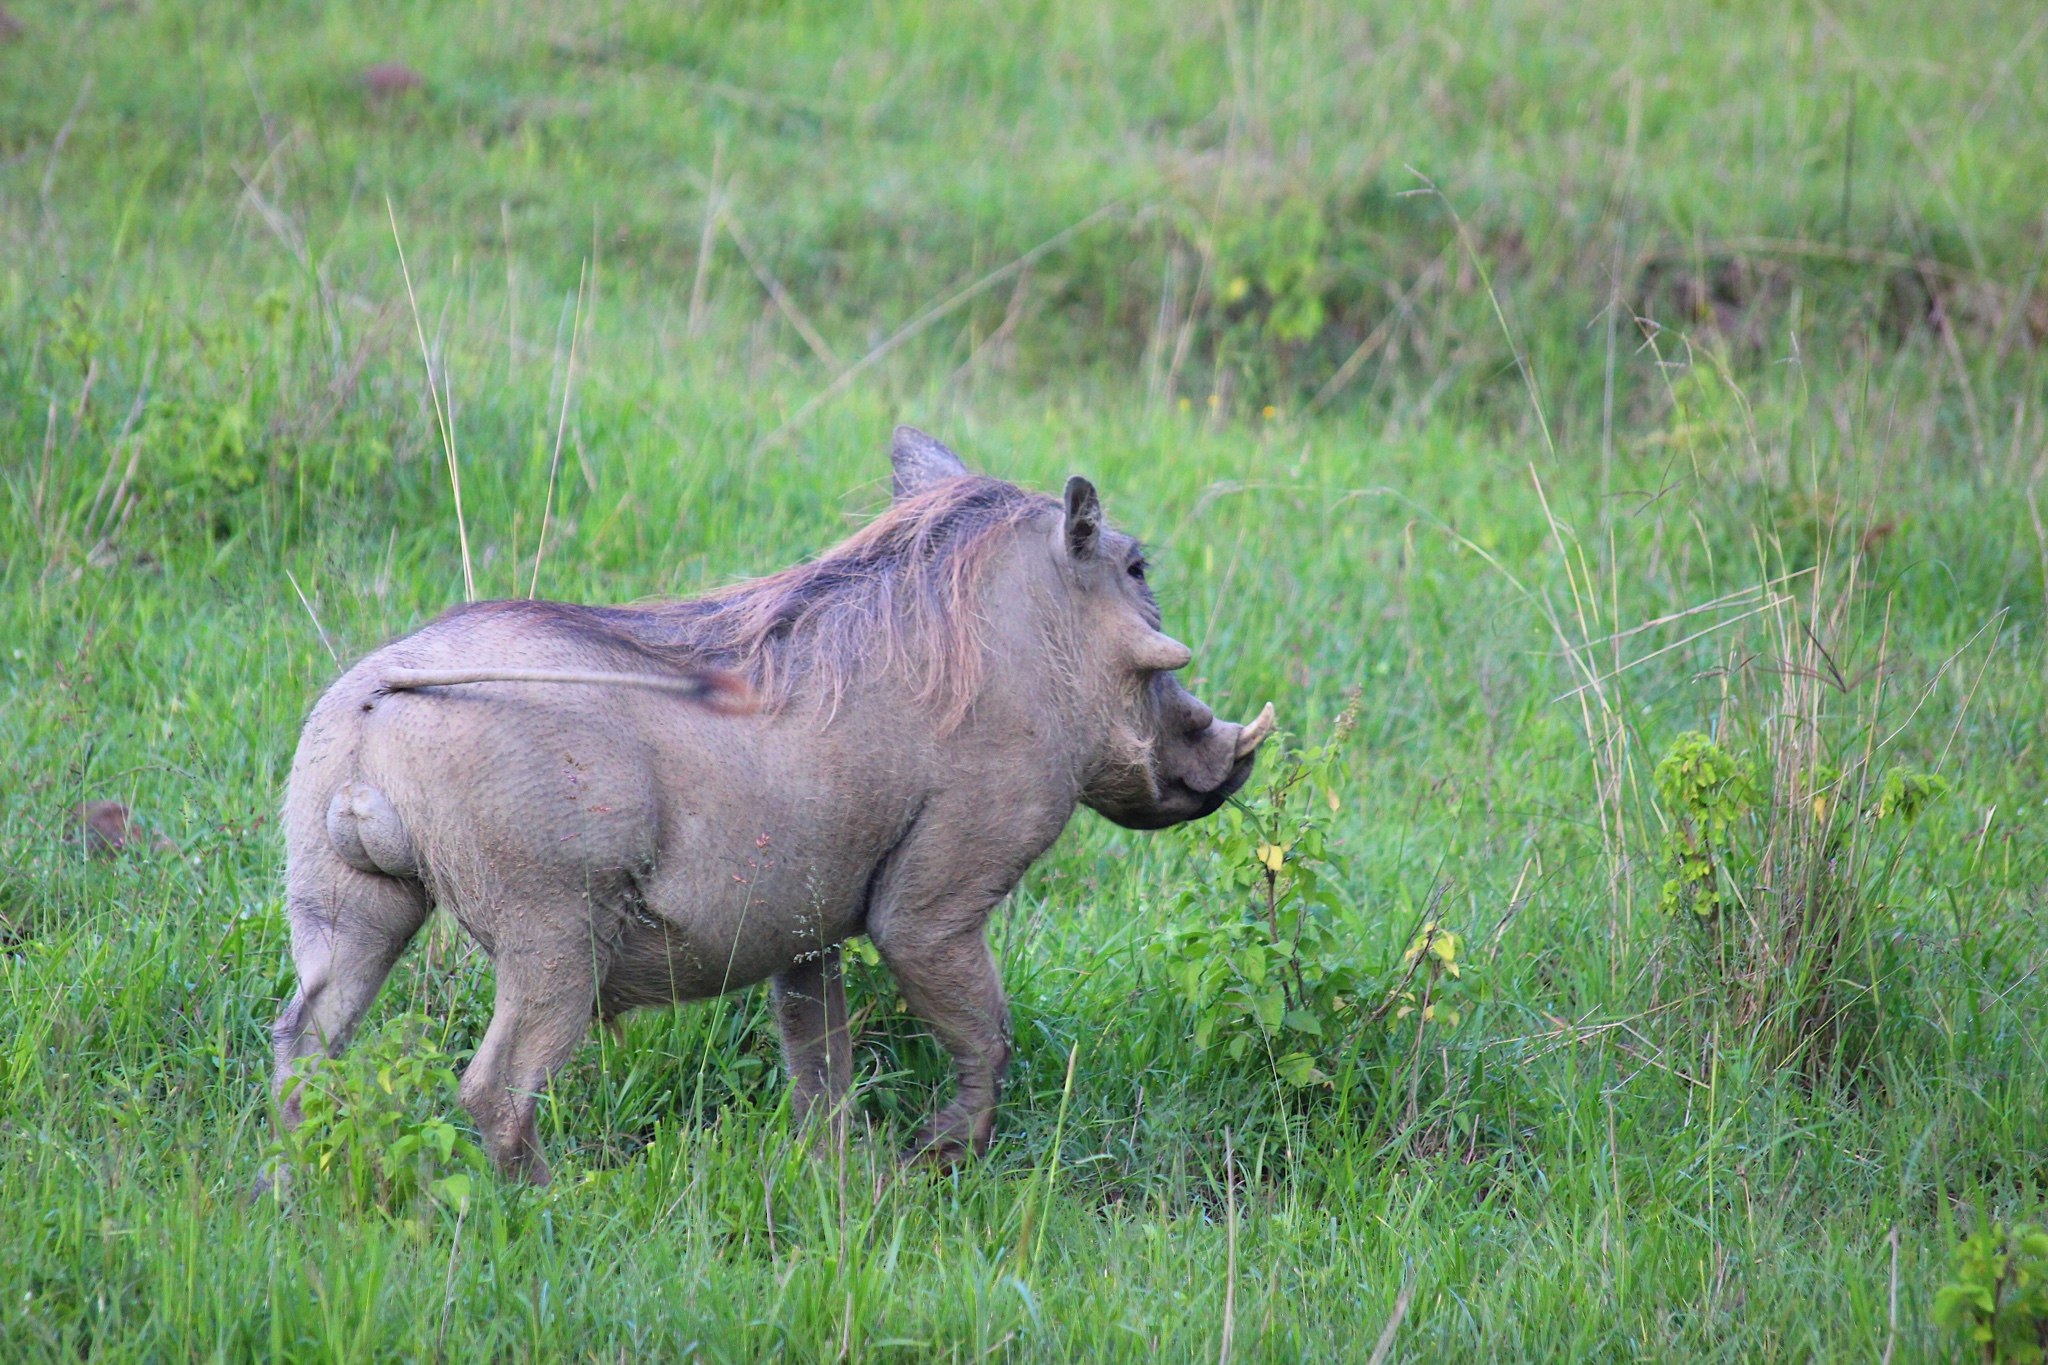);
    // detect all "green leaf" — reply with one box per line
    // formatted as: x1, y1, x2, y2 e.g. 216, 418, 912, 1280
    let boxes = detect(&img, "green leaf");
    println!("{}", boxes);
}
1254, 988, 1285, 1030
1275, 1052, 1328, 1087
1281, 1009, 1325, 1037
